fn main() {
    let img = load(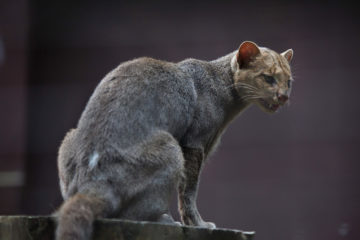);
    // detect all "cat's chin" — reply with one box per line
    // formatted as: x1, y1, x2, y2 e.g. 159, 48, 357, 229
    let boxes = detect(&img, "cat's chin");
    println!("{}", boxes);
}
256, 99, 280, 113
